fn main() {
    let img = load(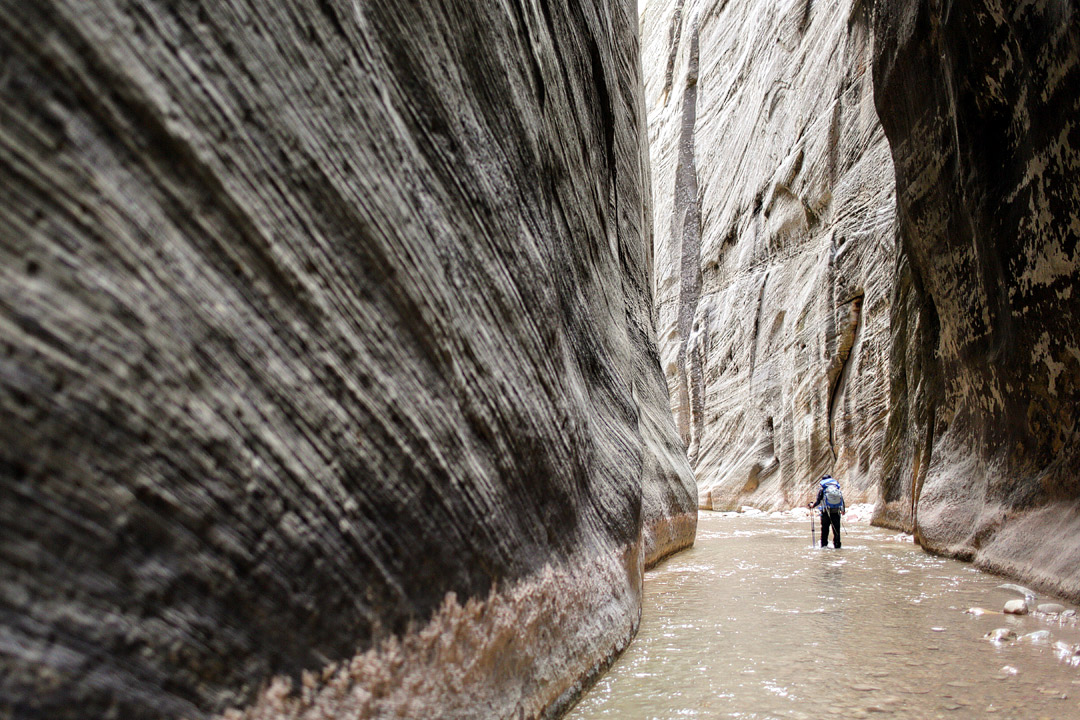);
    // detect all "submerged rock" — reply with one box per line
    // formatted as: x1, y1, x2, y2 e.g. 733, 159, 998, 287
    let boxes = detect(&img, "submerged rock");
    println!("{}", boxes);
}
1038, 603, 1066, 615
986, 629, 1018, 643
0, 1, 695, 718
